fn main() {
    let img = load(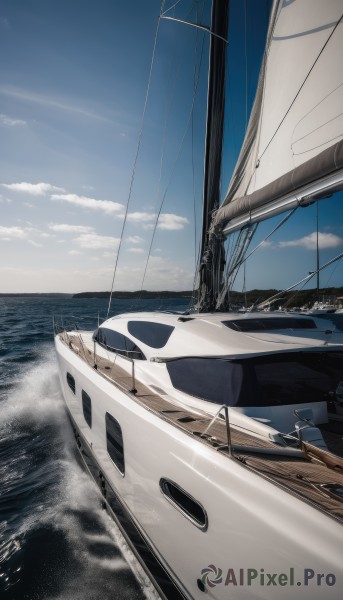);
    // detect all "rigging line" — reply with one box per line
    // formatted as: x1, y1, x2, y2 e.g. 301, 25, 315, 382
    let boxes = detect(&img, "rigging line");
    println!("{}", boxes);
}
140, 22, 207, 294
228, 204, 299, 277
257, 249, 343, 308
160, 16, 228, 44
227, 227, 257, 292
323, 254, 342, 288
244, 0, 248, 132
140, 0, 202, 304
216, 237, 235, 308
283, 282, 308, 309
137, 23, 180, 305
258, 13, 343, 163
162, 0, 183, 15
106, 10, 162, 319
